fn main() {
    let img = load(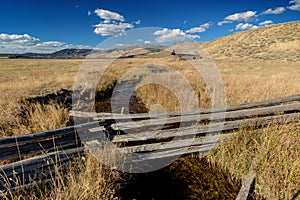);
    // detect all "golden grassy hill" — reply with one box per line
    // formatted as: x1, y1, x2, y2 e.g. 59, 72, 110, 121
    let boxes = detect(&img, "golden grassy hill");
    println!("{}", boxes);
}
124, 48, 151, 57
202, 21, 300, 61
